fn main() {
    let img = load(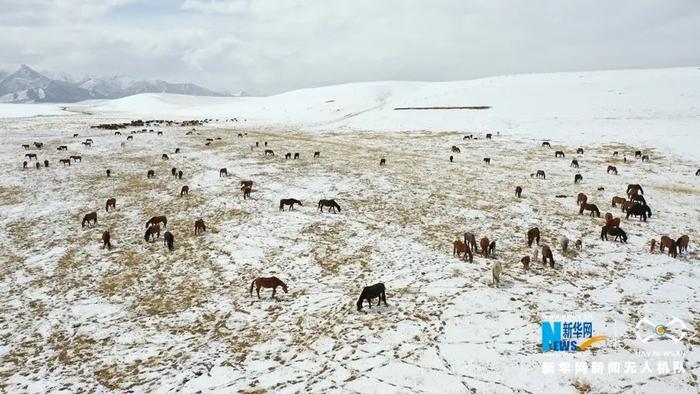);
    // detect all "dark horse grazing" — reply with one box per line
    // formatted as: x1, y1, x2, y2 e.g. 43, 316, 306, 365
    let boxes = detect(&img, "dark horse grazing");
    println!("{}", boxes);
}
453, 240, 473, 262
542, 142, 551, 147
219, 168, 228, 177
576, 148, 584, 154
279, 199, 302, 211
541, 245, 555, 267
250, 277, 288, 299
172, 167, 177, 177
285, 152, 292, 159
264, 149, 275, 156
105, 198, 116, 212
194, 219, 206, 235
626, 203, 652, 221
579, 203, 601, 217
180, 185, 189, 196
102, 231, 112, 250
357, 283, 386, 311
627, 184, 644, 197
555, 151, 565, 158
607, 165, 618, 175
146, 215, 167, 228
676, 235, 689, 254
314, 151, 320, 158
483, 157, 491, 164
242, 185, 251, 199
318, 199, 341, 213
659, 236, 677, 258
379, 158, 386, 166
601, 226, 627, 243
570, 159, 579, 168
535, 170, 545, 179
144, 224, 160, 242
631, 194, 646, 205
163, 231, 174, 250
82, 212, 97, 228
59, 159, 70, 166
527, 227, 540, 247
294, 153, 299, 159
147, 170, 155, 179
515, 186, 522, 198
574, 174, 583, 184
480, 237, 490, 258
